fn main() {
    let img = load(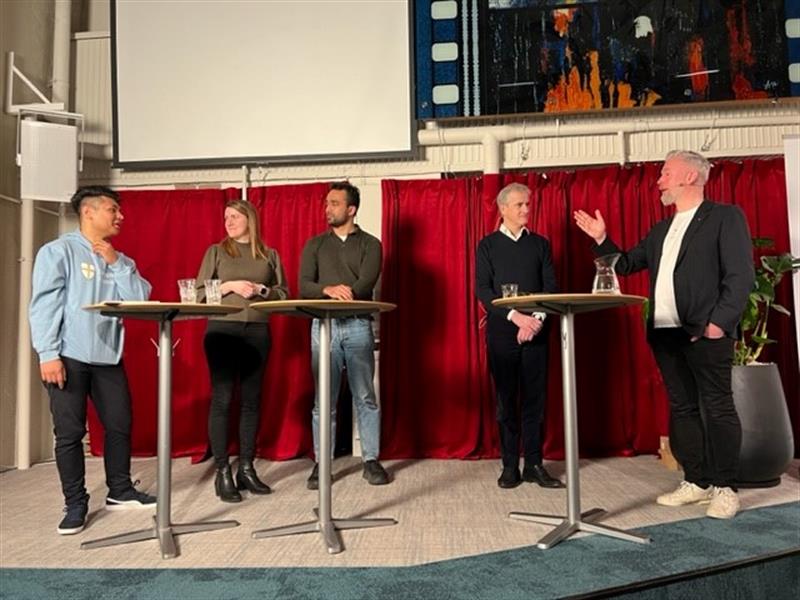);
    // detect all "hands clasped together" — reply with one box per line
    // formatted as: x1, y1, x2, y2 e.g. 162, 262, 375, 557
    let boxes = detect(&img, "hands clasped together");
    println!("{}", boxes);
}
511, 311, 543, 345
221, 280, 267, 299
